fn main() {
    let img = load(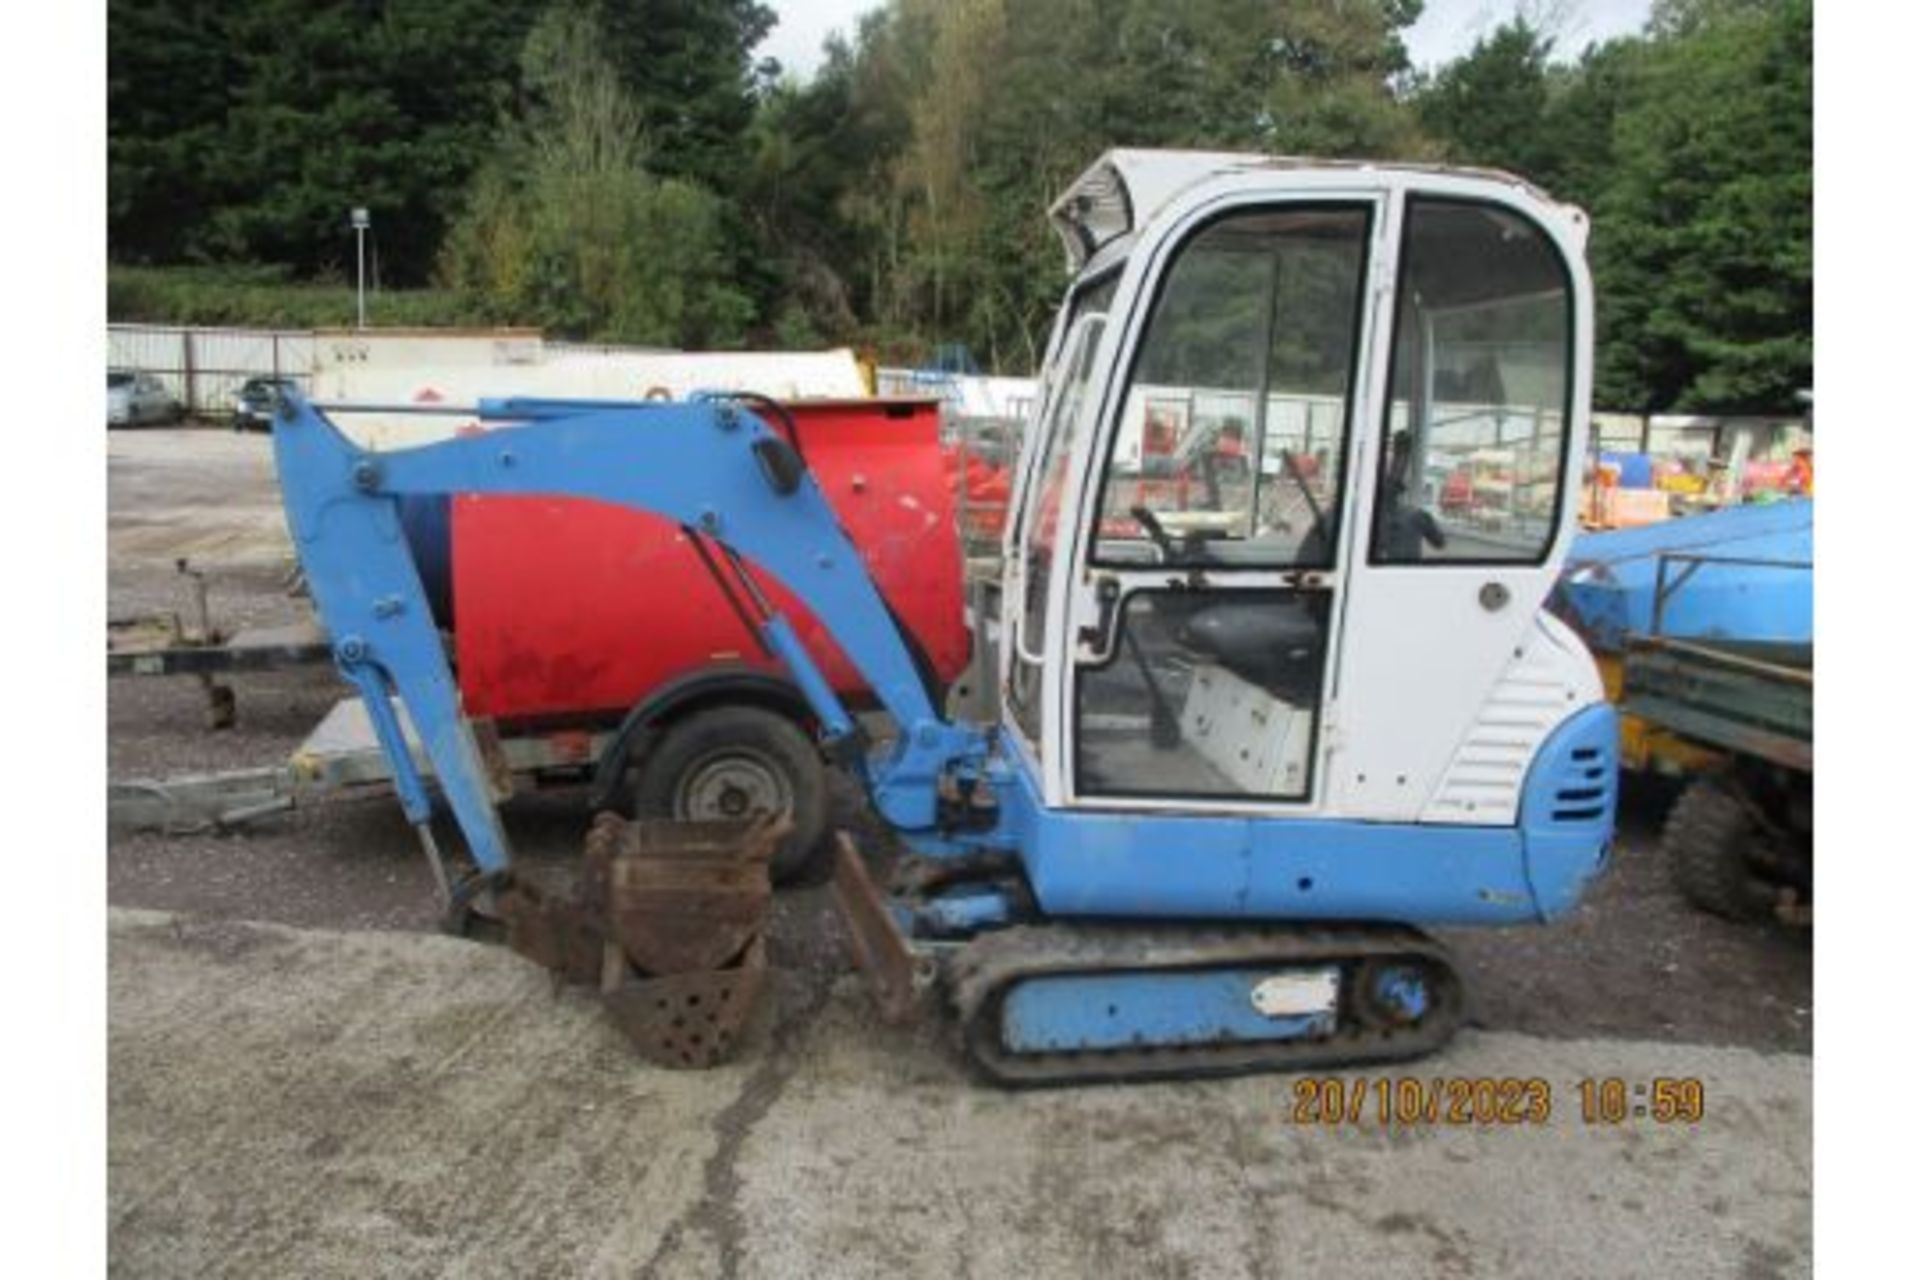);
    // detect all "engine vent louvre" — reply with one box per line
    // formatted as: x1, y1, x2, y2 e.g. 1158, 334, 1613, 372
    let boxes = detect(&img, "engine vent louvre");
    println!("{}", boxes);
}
1551, 743, 1615, 823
